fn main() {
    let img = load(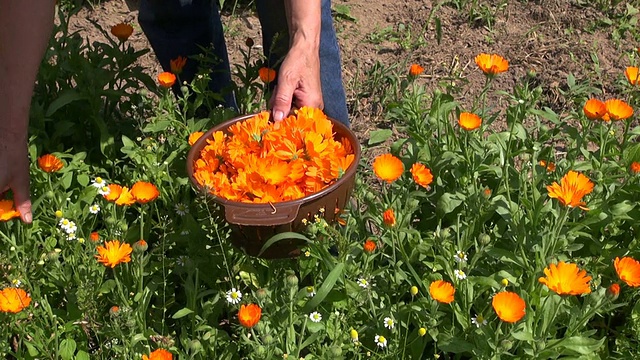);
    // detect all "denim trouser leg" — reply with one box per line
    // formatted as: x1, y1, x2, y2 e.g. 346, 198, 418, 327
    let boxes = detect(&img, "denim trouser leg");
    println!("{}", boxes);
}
255, 0, 350, 126
138, 0, 237, 109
